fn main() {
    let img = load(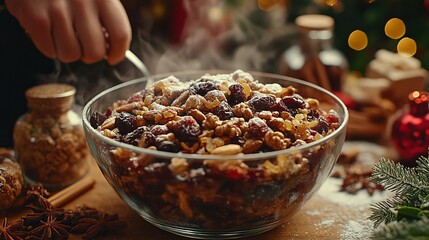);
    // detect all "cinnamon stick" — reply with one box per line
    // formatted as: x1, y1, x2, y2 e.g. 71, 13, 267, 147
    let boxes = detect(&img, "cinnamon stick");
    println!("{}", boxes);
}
48, 177, 96, 208
313, 58, 332, 91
